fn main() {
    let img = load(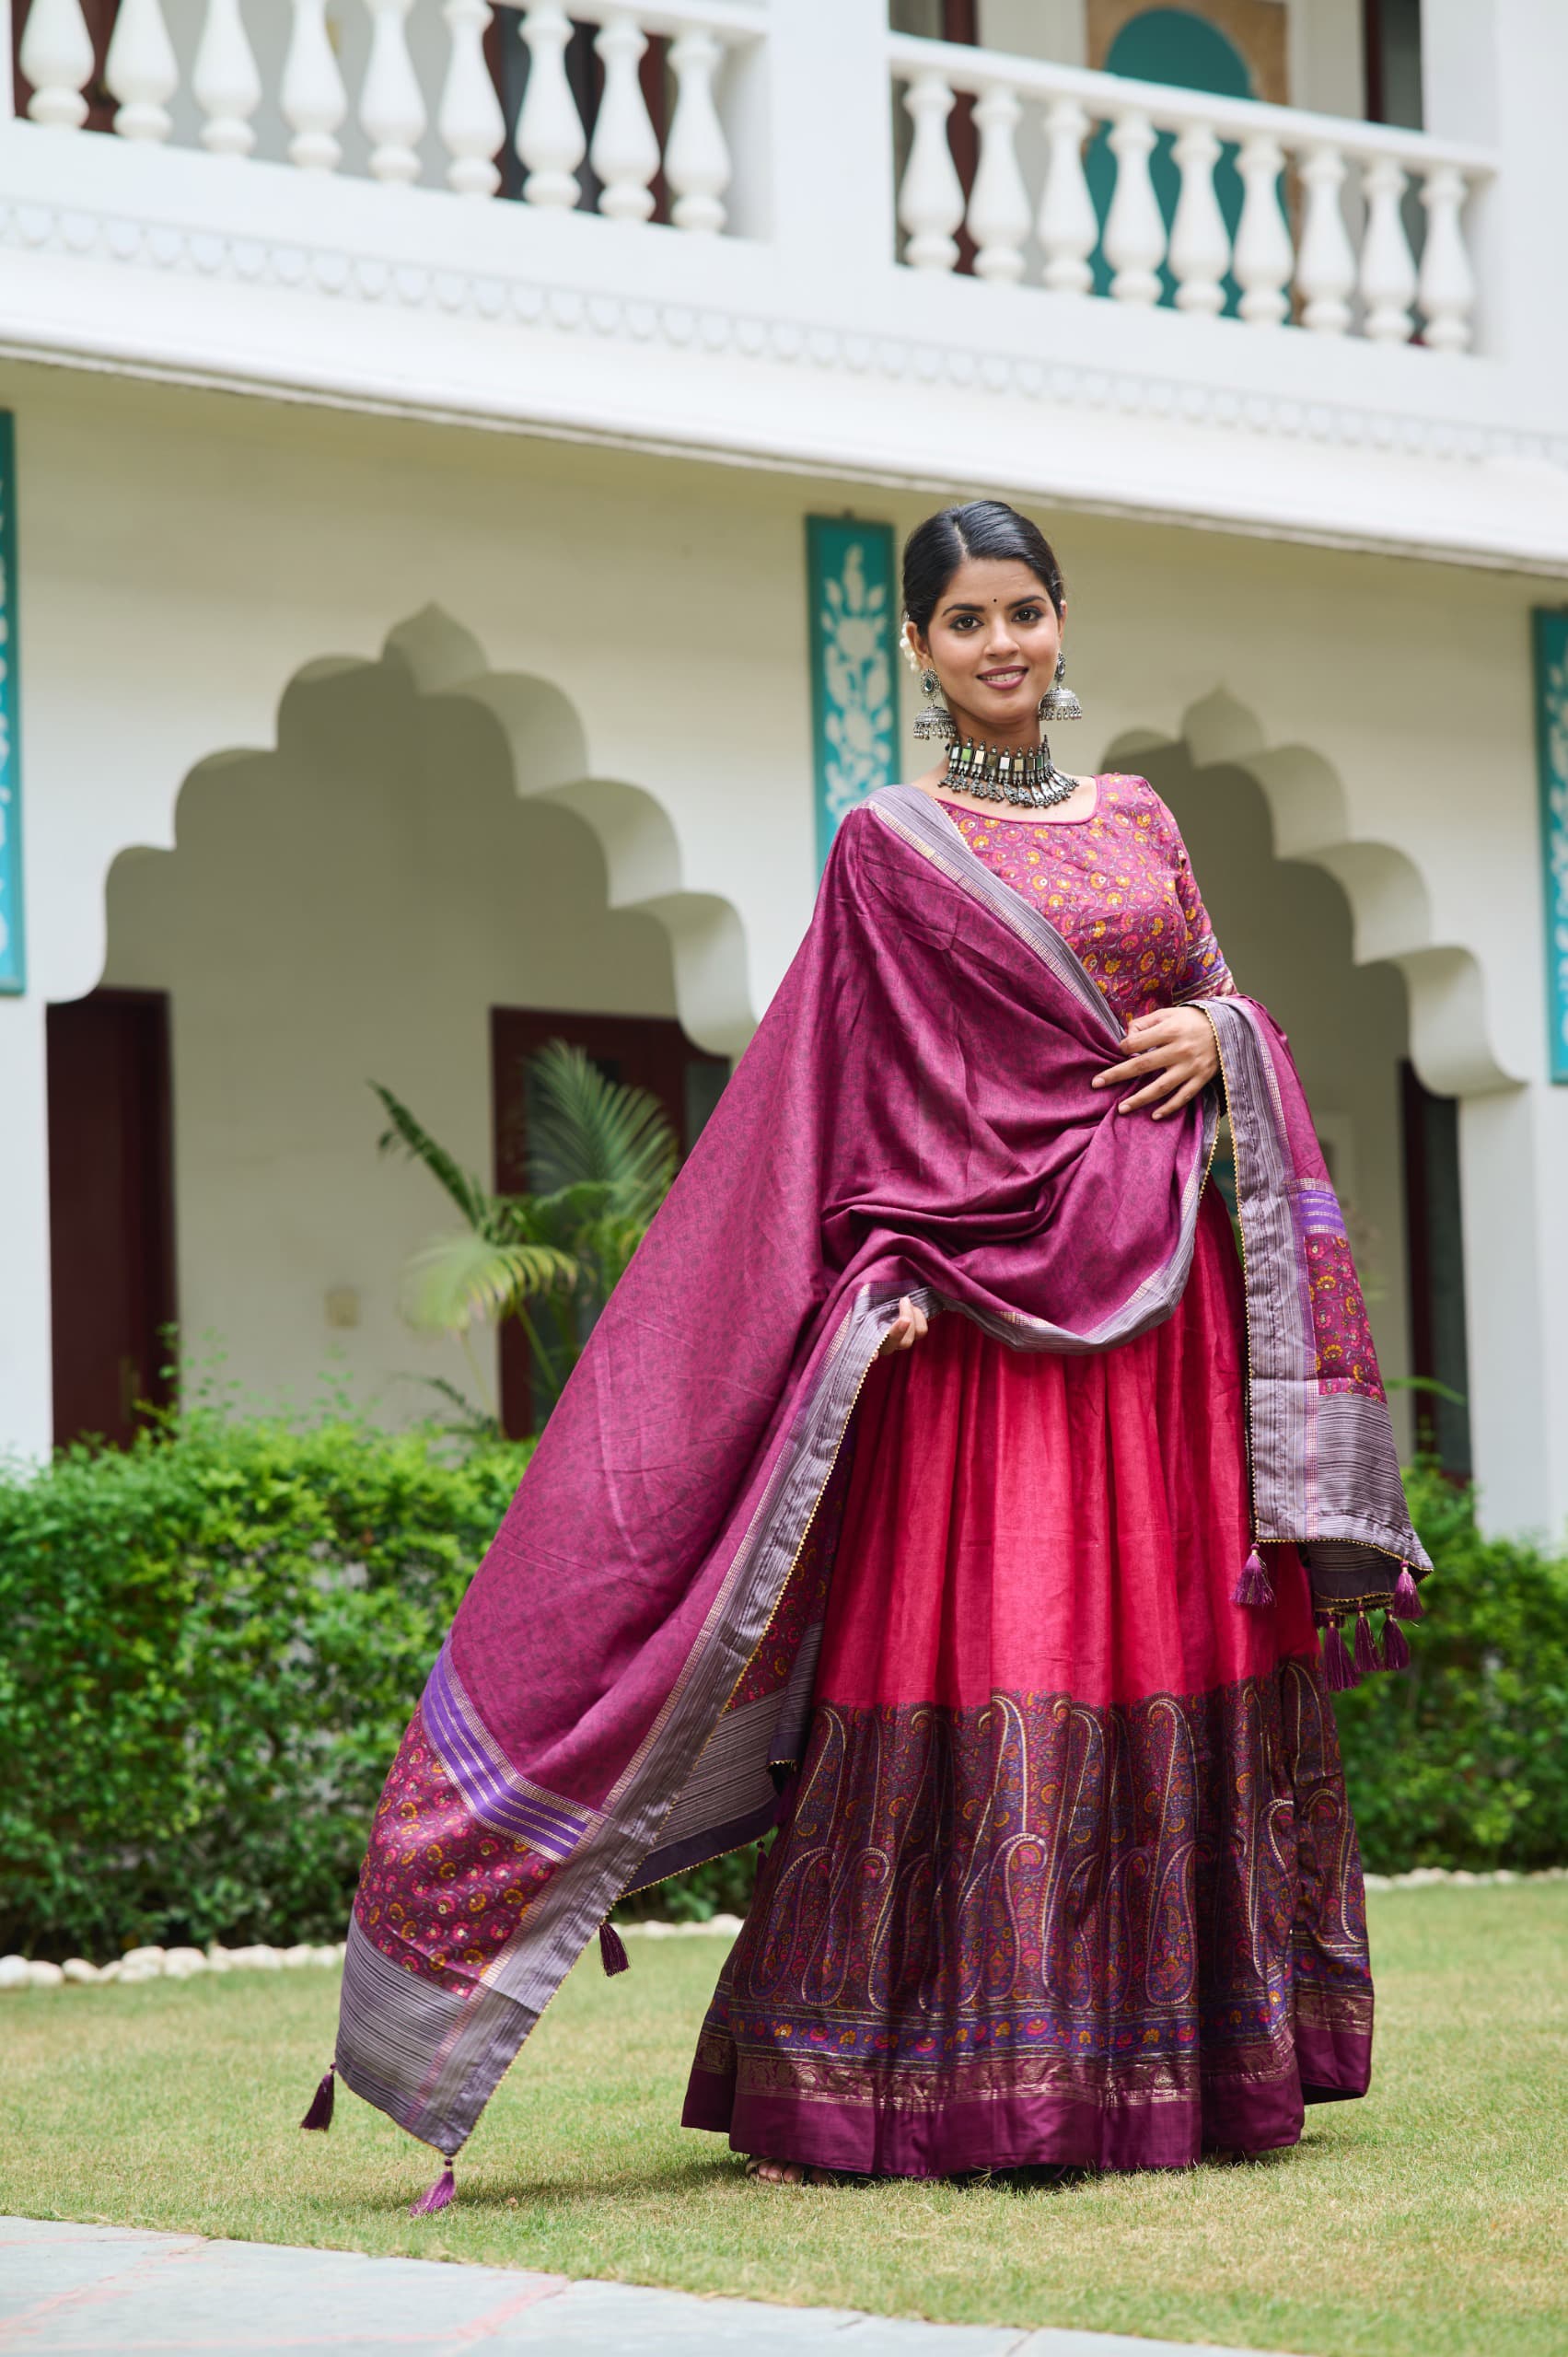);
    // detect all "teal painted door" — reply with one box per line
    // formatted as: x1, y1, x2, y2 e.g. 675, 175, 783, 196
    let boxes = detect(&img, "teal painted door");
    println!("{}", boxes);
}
1086, 8, 1254, 316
